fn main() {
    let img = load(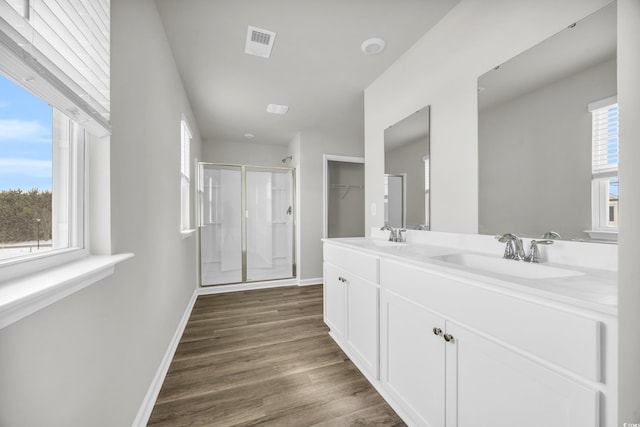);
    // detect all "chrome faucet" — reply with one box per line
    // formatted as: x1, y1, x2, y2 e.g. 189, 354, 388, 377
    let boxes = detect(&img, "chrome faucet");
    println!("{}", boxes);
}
380, 225, 406, 242
524, 239, 554, 263
495, 233, 525, 260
